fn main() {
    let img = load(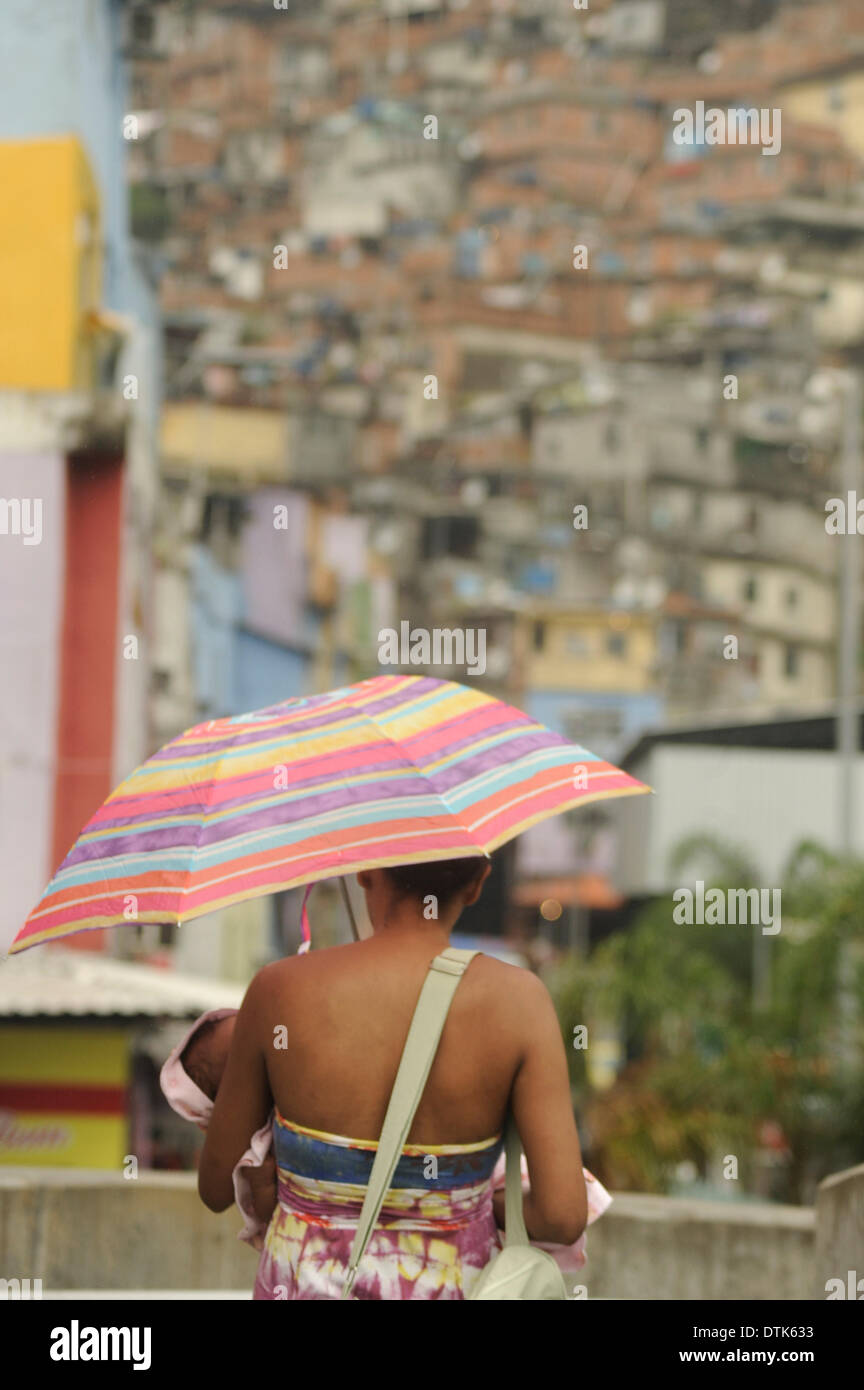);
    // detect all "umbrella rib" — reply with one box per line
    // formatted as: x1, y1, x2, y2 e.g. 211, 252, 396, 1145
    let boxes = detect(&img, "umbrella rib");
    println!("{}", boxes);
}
177, 688, 487, 921
177, 726, 238, 923
327, 691, 490, 866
